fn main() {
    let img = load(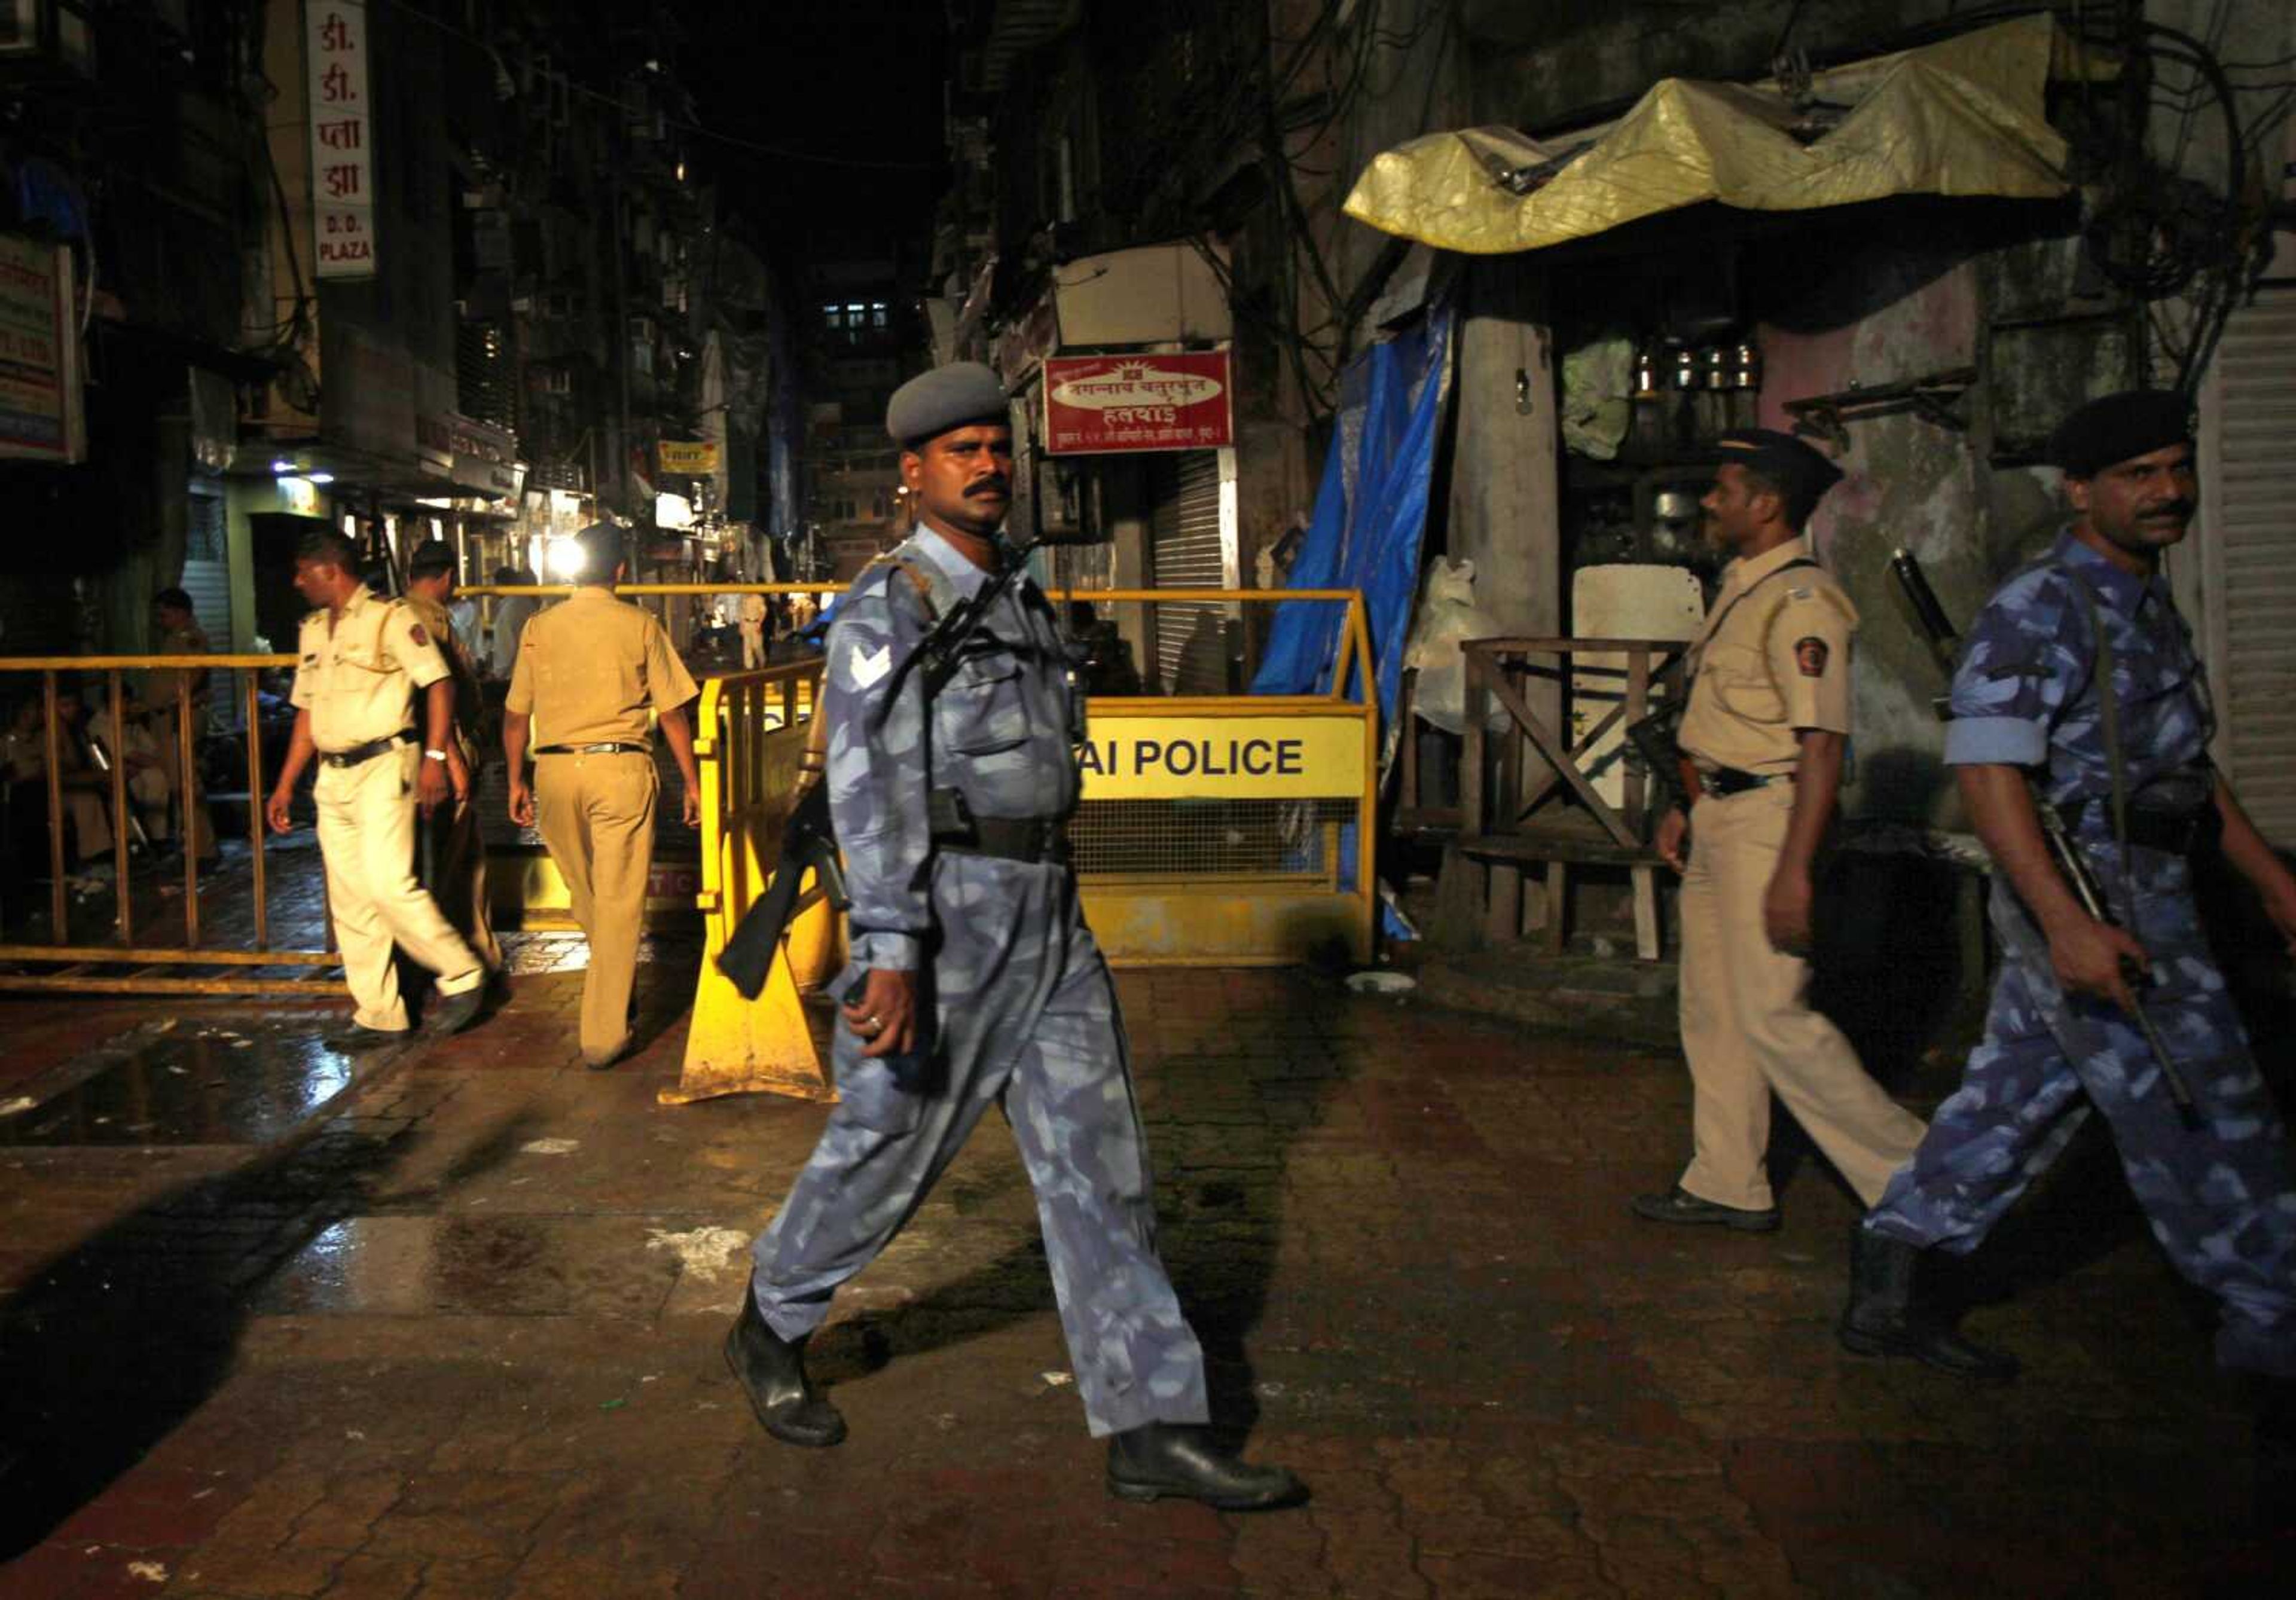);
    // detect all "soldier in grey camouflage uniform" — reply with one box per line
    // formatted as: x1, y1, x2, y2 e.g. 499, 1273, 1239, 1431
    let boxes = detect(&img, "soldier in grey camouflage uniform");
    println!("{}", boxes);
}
725, 362, 1303, 1512
1842, 391, 2296, 1385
